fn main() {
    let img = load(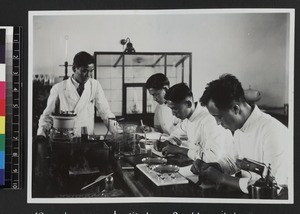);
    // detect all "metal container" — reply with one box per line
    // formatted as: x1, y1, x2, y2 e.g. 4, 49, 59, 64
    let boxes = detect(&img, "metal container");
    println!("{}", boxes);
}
51, 113, 77, 129
248, 184, 278, 199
